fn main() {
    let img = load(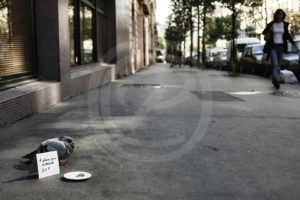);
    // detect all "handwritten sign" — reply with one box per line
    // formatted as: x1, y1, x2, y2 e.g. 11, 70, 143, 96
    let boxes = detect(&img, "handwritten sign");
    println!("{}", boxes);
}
36, 151, 60, 179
